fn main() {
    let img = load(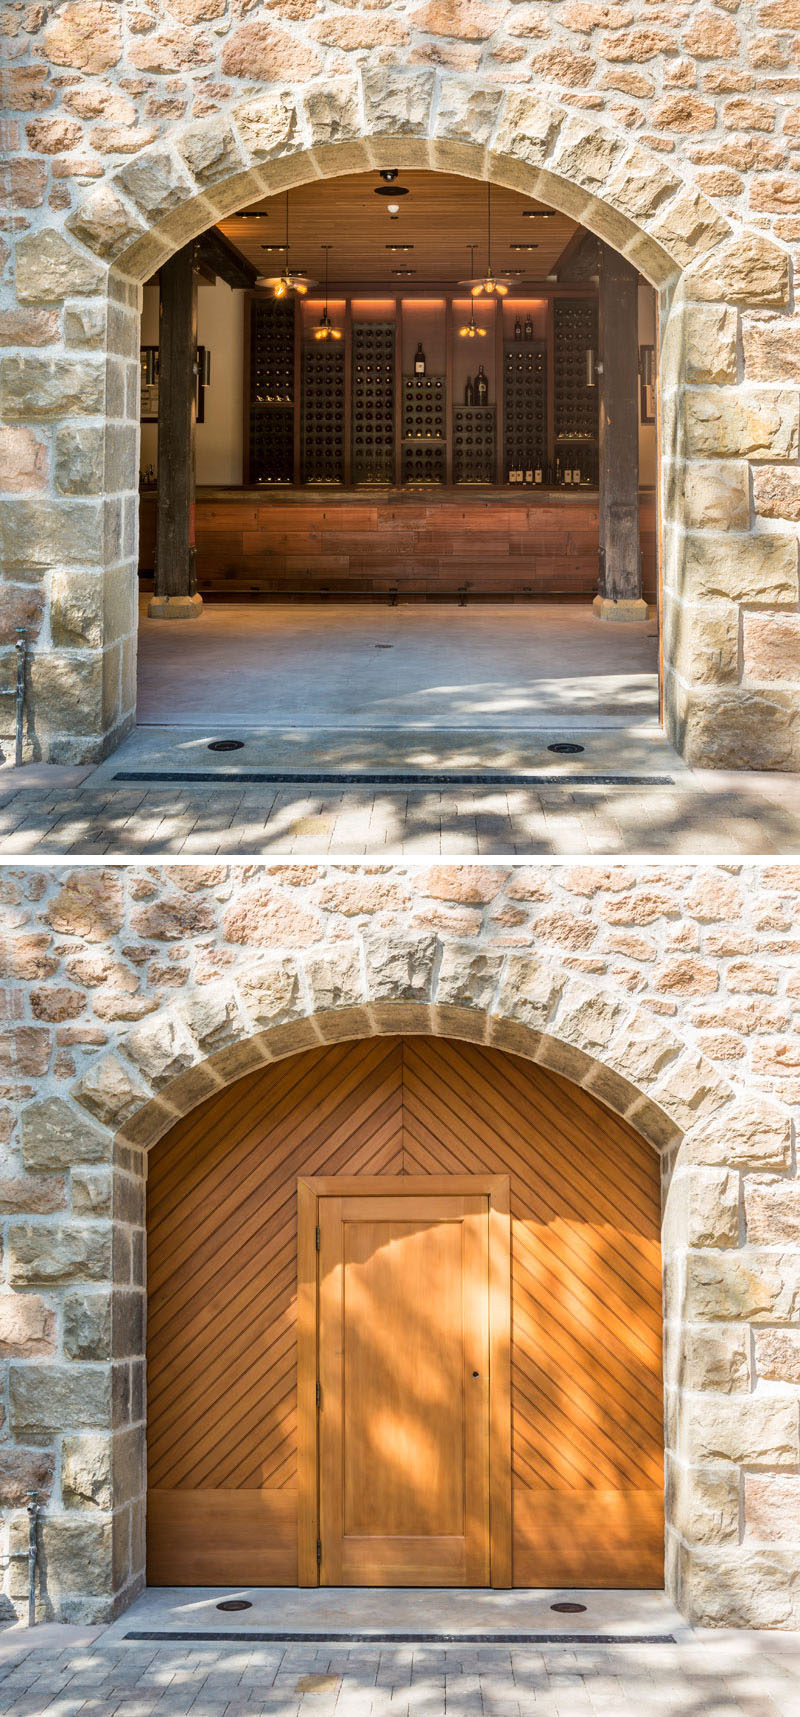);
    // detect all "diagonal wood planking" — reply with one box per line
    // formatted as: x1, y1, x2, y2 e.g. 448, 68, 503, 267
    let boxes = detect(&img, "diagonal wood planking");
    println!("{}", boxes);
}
147, 1035, 663, 1584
